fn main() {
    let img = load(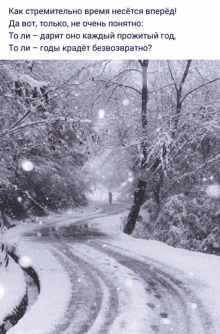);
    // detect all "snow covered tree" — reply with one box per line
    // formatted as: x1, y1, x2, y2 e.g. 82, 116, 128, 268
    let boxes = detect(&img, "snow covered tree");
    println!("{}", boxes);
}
0, 60, 99, 220
89, 60, 220, 235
